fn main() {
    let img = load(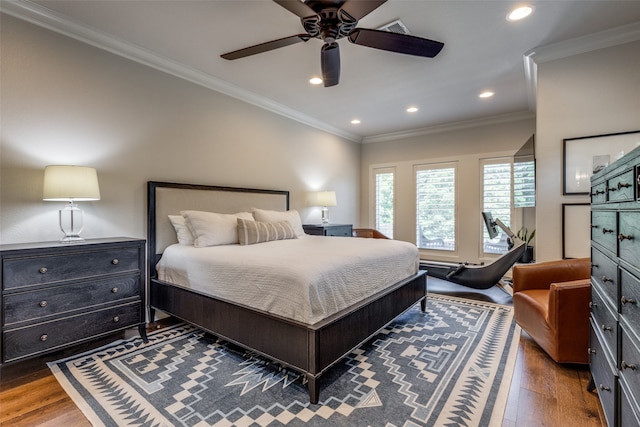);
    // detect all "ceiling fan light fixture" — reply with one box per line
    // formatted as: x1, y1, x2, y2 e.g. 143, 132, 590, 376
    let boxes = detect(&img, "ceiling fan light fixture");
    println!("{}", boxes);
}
507, 5, 533, 21
309, 77, 323, 85
479, 91, 495, 98
406, 106, 419, 113
351, 119, 361, 125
